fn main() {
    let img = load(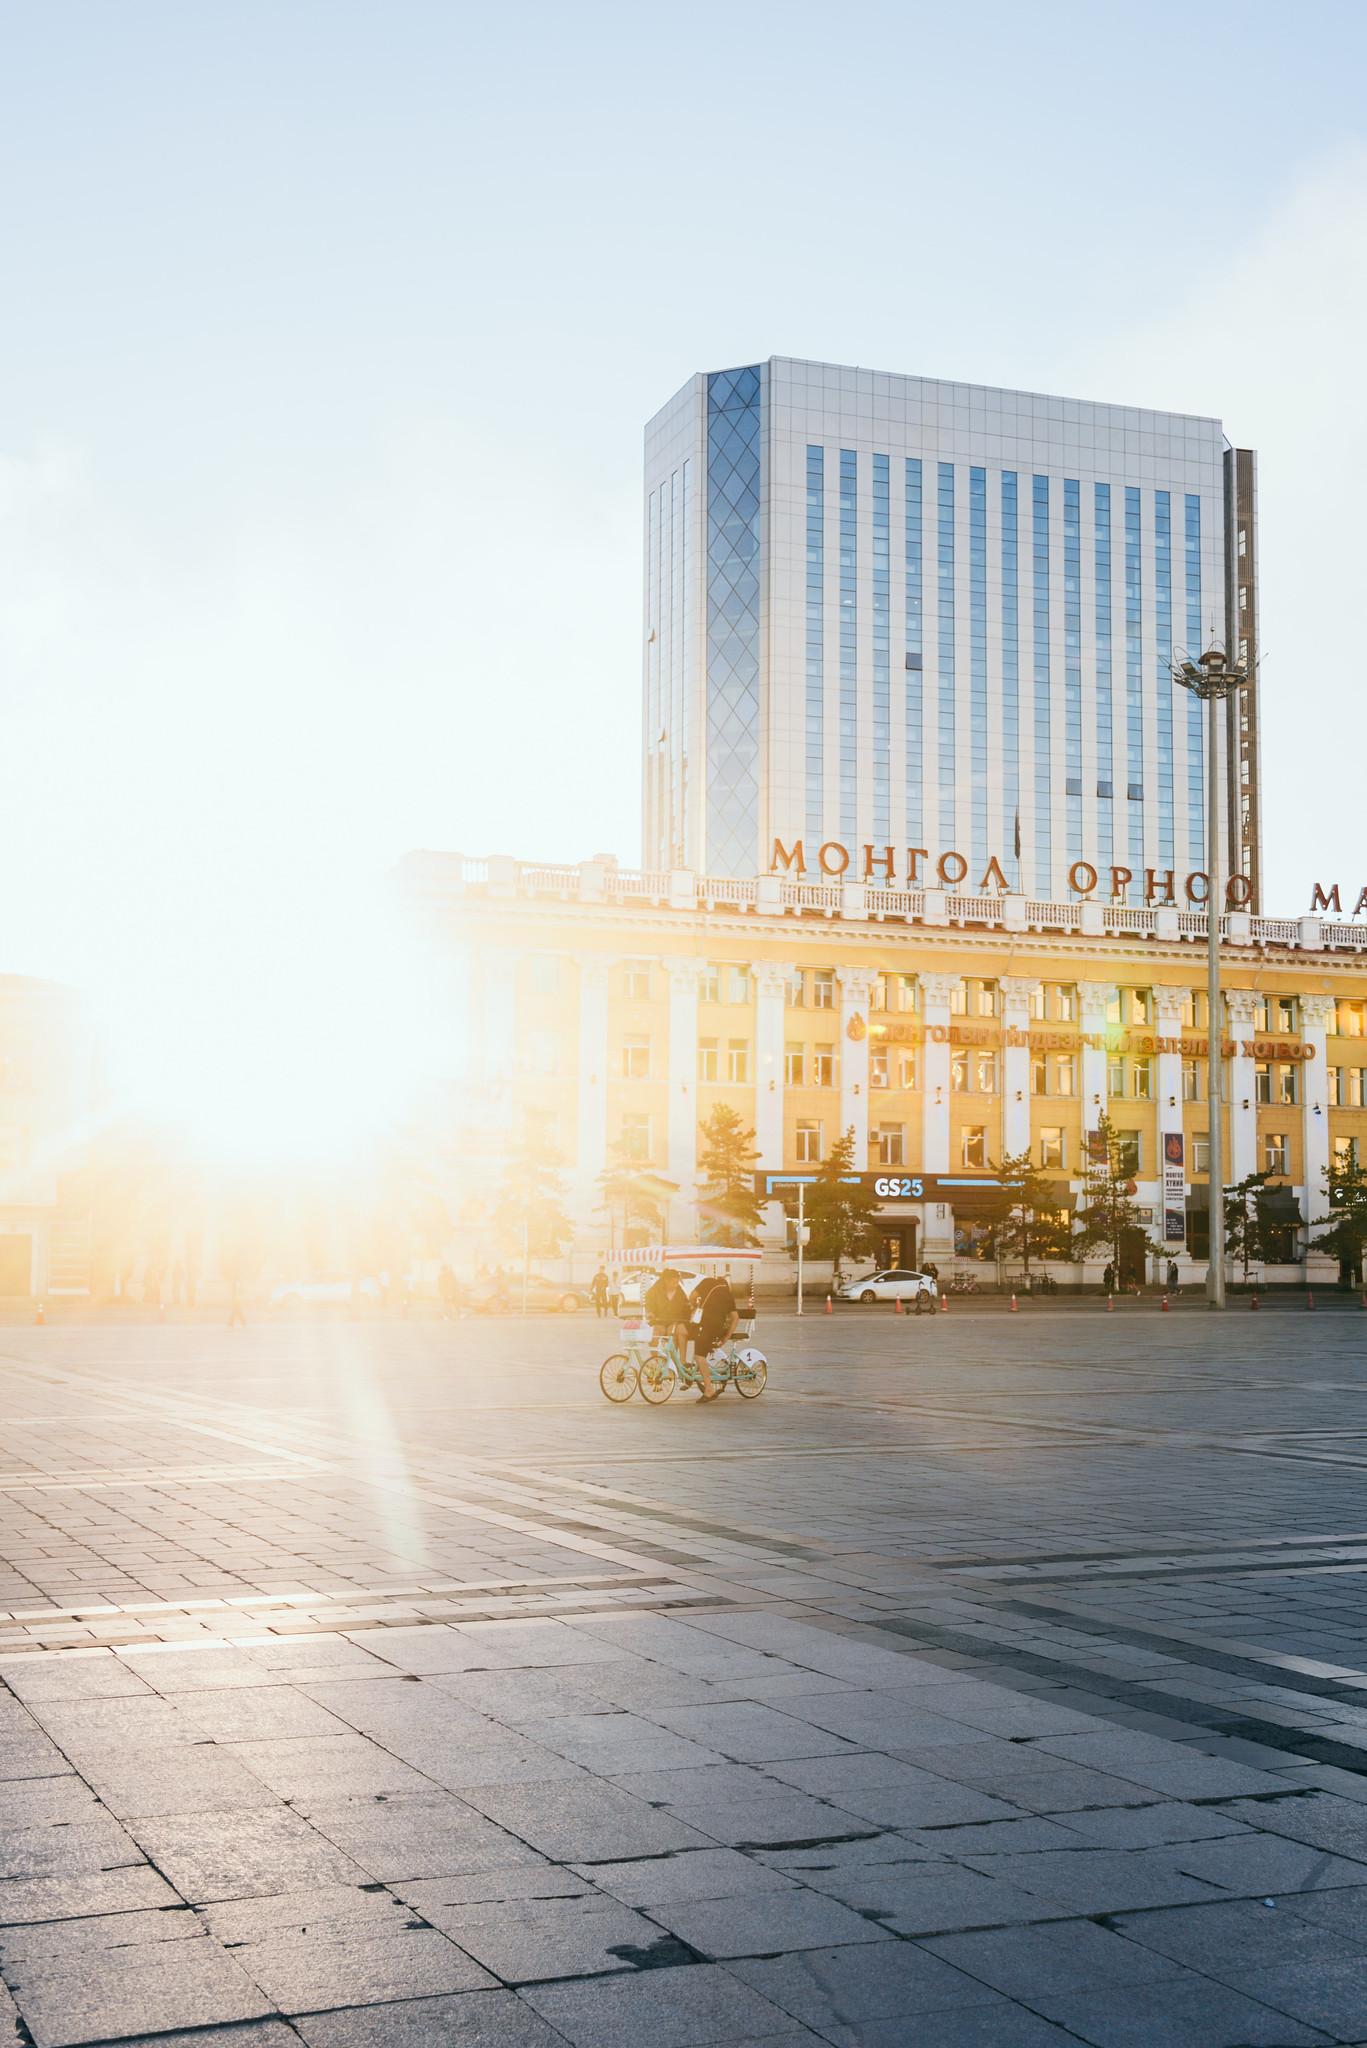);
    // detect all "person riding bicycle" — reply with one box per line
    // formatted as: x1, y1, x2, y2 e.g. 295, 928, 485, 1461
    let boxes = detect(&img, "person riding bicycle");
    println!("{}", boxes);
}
643, 1268, 691, 1371
688, 1273, 736, 1403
